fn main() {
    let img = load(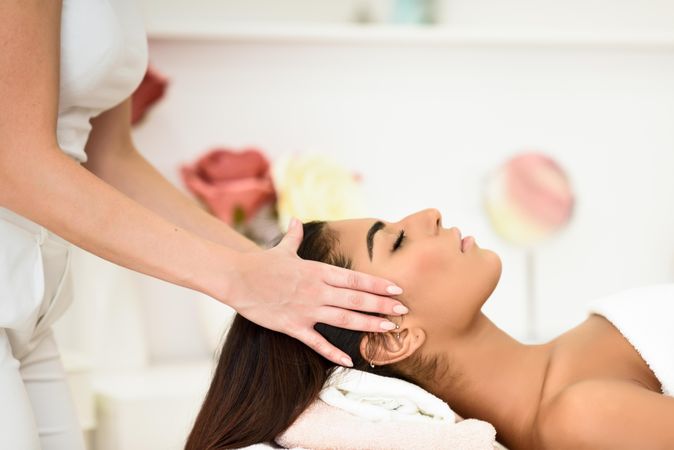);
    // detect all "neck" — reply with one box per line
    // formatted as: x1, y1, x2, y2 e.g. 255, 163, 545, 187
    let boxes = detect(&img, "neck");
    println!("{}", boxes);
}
425, 313, 554, 449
